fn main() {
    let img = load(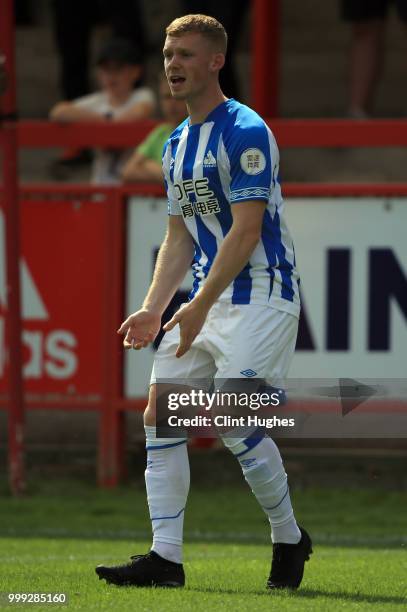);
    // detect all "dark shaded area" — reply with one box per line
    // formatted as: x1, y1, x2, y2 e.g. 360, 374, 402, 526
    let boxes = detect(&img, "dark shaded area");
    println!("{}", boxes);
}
181, 0, 250, 99
51, 0, 147, 99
